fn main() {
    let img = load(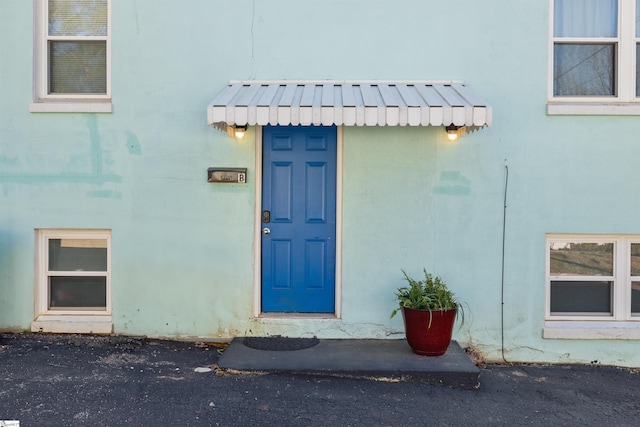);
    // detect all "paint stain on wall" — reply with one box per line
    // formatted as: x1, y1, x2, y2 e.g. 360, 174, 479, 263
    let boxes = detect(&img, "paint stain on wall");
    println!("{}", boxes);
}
0, 115, 121, 189
86, 189, 122, 199
0, 155, 18, 167
433, 171, 471, 195
125, 131, 142, 155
